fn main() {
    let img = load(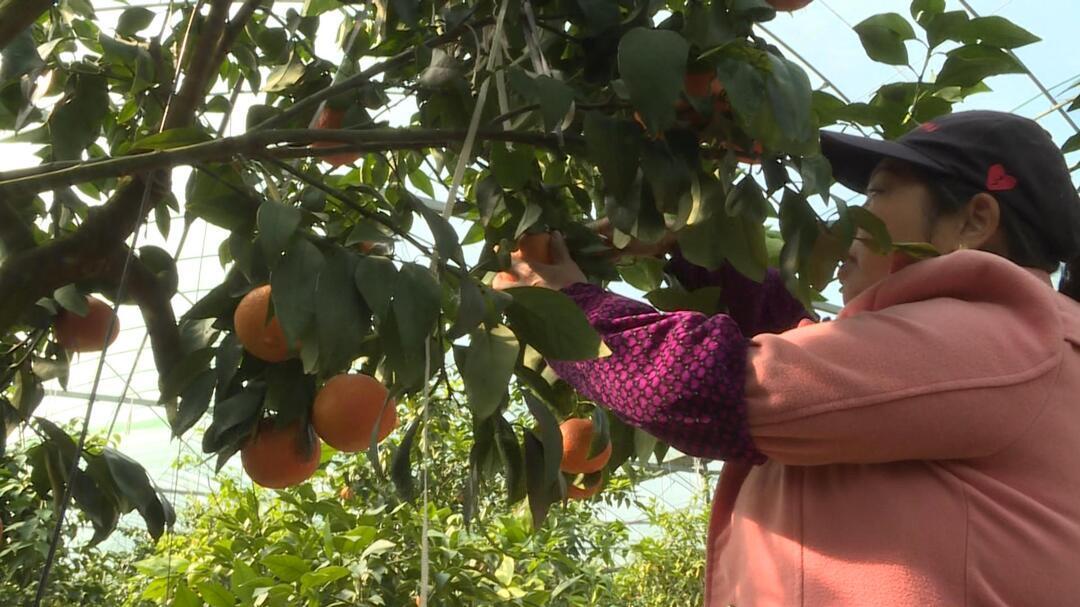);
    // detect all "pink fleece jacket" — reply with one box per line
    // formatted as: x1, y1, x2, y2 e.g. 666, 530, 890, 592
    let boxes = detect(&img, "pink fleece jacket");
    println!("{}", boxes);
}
553, 250, 1080, 606
715, 250, 1080, 606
